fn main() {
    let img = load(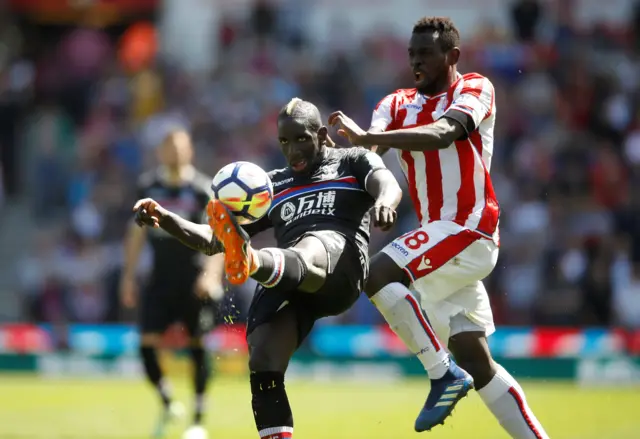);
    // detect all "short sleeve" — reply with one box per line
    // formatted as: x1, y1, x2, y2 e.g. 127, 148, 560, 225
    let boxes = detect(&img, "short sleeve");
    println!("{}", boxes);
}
370, 94, 396, 132
349, 148, 387, 188
444, 76, 494, 133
